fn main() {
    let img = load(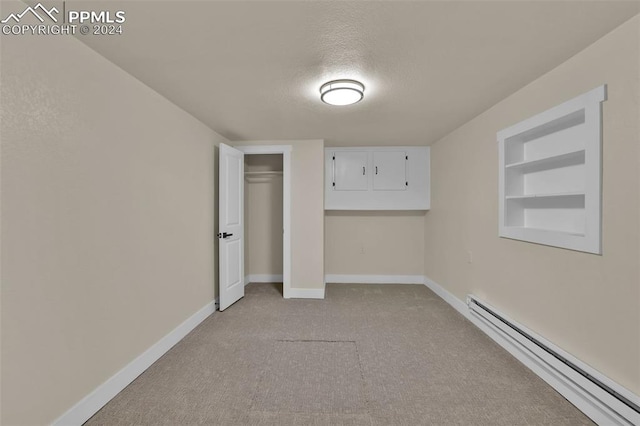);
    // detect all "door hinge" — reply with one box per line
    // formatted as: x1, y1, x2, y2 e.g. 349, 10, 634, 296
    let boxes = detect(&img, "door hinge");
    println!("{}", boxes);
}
406, 181, 408, 186
406, 155, 408, 160
332, 182, 335, 187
